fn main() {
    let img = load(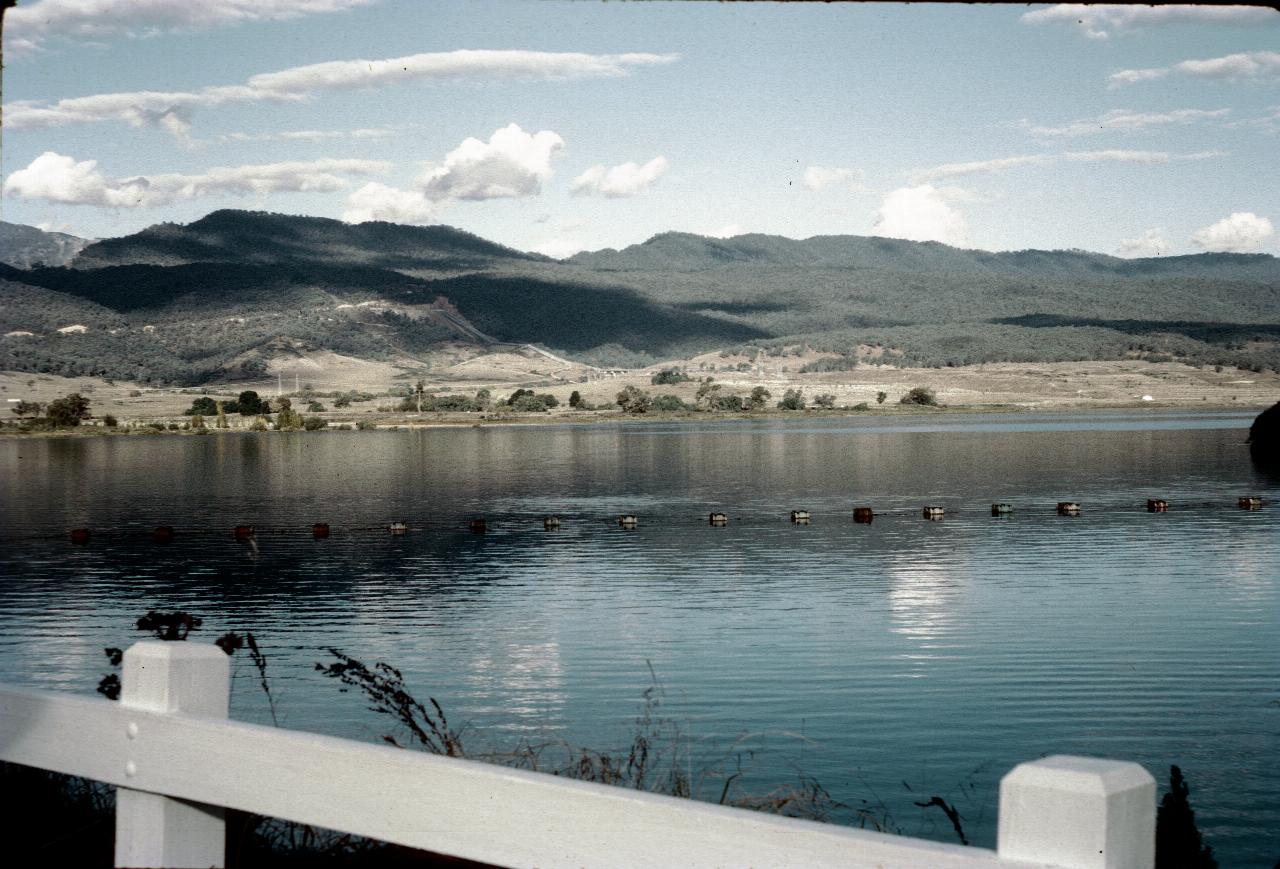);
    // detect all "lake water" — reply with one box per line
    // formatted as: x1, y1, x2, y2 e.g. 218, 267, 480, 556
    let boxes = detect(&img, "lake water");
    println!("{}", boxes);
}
1, 411, 1277, 865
